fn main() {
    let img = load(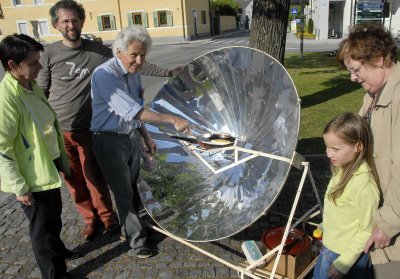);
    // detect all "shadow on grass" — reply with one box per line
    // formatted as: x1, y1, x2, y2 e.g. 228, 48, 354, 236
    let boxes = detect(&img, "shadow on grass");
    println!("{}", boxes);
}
285, 52, 362, 108
297, 137, 325, 155
300, 76, 360, 108
285, 52, 338, 69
